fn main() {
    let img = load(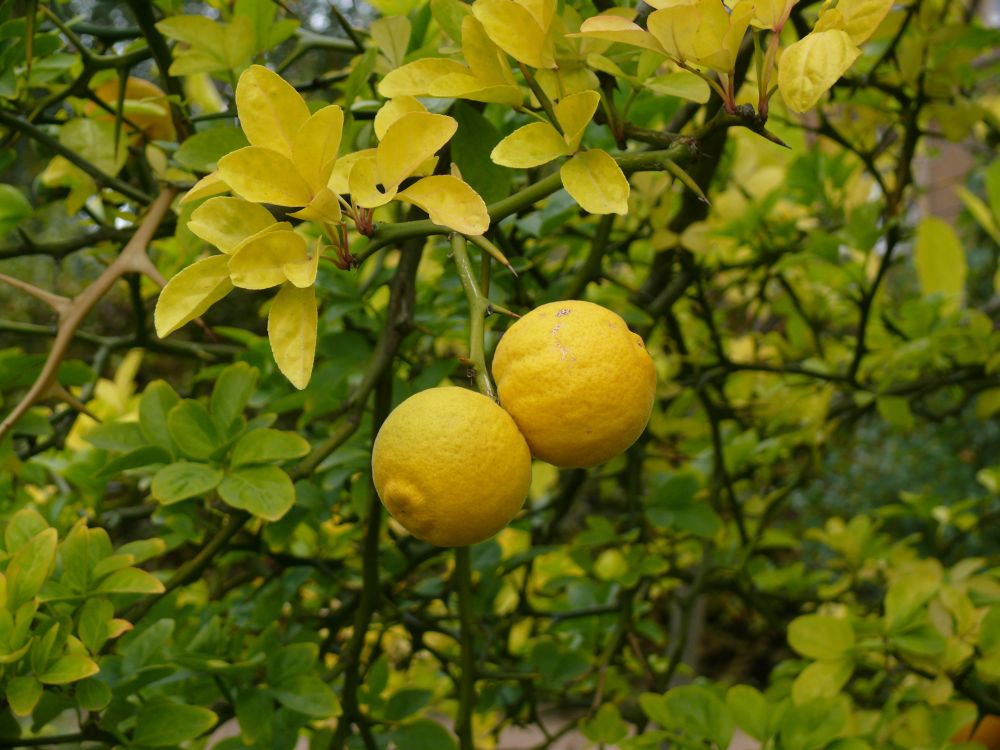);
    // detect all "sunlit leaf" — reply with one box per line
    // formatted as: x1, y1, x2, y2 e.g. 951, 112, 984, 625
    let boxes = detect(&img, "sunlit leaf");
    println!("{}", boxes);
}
283, 237, 323, 289
235, 64, 310, 157
292, 104, 344, 192
373, 96, 427, 141
268, 283, 317, 389
560, 150, 629, 215
472, 0, 555, 69
397, 175, 490, 235
555, 90, 600, 152
187, 197, 276, 253
490, 122, 569, 168
572, 15, 666, 55
377, 112, 457, 190
217, 146, 313, 207
228, 230, 309, 290
378, 58, 469, 98
349, 155, 398, 208
155, 255, 233, 337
